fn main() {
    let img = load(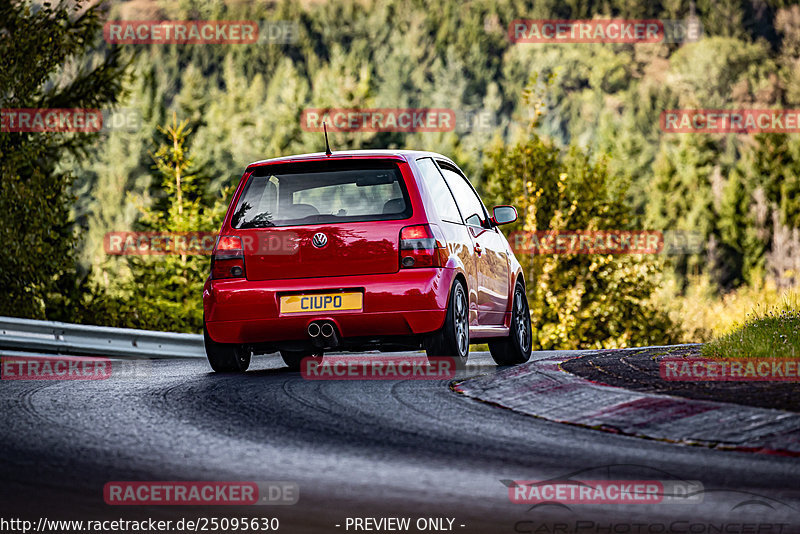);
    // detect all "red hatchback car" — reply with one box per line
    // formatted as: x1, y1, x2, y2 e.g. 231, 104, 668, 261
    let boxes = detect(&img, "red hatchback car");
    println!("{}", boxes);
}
202, 150, 532, 372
